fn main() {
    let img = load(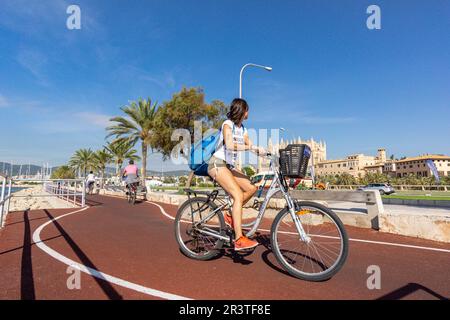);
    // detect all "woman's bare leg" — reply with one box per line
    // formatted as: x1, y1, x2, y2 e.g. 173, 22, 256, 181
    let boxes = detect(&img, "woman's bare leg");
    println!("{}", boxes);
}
208, 166, 245, 239
231, 168, 257, 205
